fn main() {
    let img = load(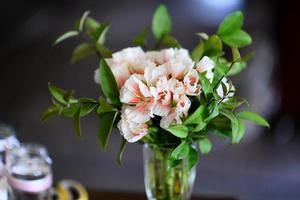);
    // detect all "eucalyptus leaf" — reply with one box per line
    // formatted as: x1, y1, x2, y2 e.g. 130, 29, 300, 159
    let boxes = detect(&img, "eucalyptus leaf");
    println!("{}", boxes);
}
54, 30, 79, 45
217, 11, 244, 35
98, 111, 118, 150
237, 111, 270, 128
166, 124, 188, 138
199, 138, 212, 154
71, 43, 95, 64
98, 60, 121, 106
171, 141, 189, 160
152, 4, 172, 40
